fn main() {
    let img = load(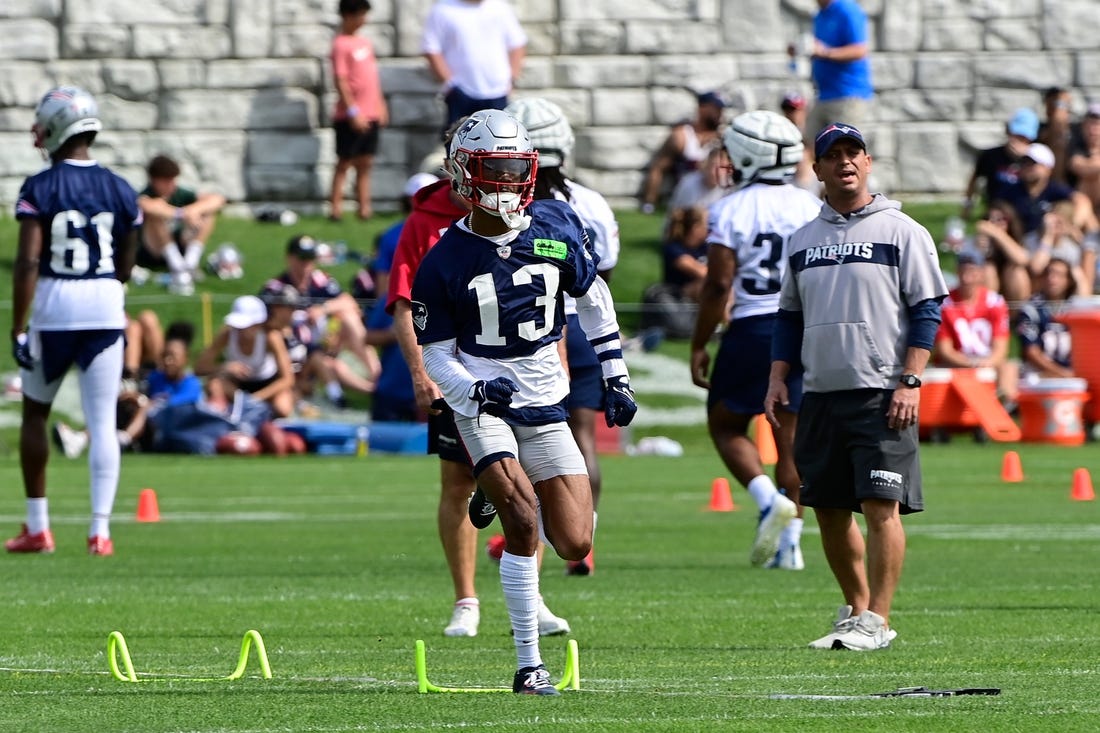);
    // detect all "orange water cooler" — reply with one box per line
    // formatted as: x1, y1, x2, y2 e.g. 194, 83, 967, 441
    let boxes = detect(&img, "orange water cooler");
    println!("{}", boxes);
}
1017, 378, 1091, 445
1058, 309, 1100, 423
